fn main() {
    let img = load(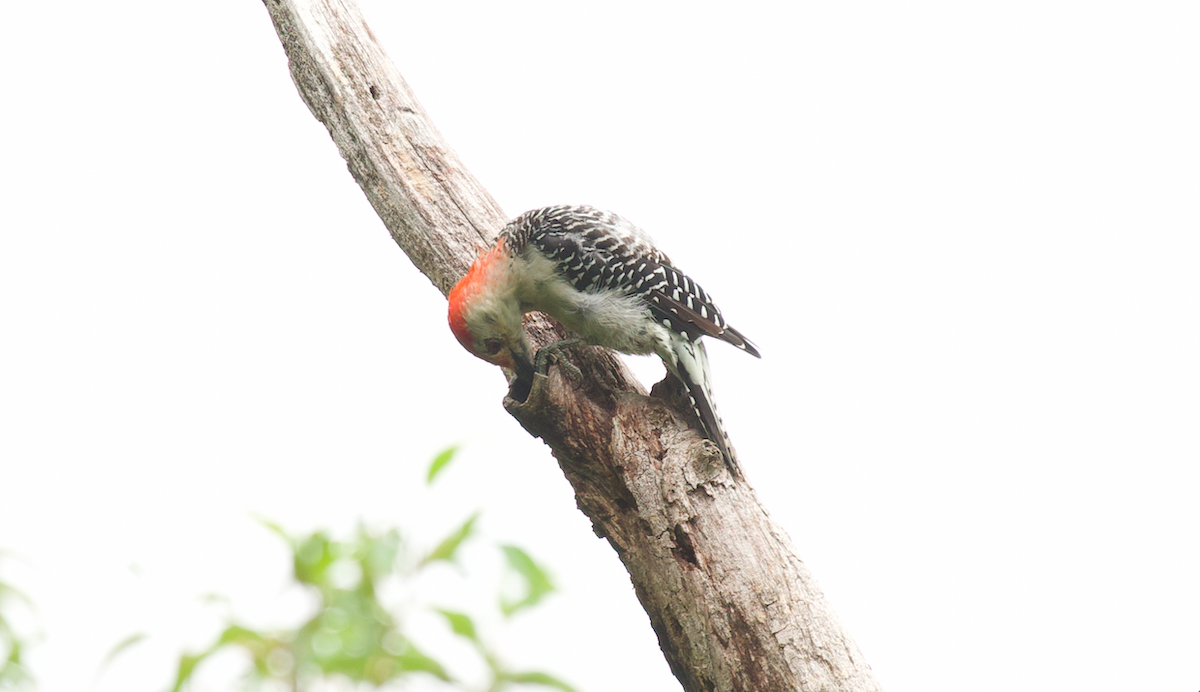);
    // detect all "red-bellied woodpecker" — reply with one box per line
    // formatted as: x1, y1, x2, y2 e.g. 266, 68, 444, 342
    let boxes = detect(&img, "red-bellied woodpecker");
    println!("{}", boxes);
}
448, 205, 759, 476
